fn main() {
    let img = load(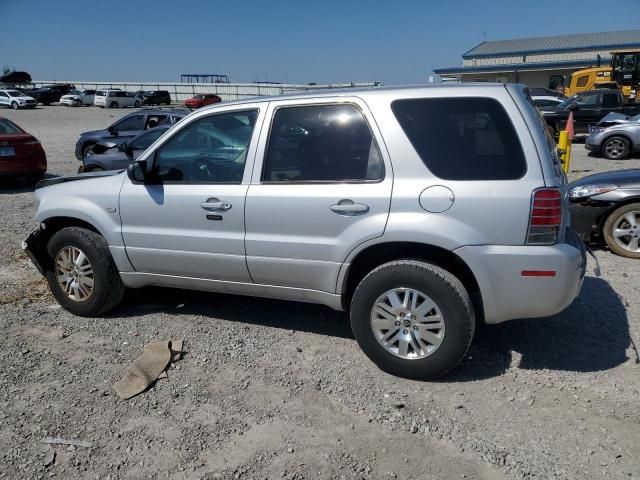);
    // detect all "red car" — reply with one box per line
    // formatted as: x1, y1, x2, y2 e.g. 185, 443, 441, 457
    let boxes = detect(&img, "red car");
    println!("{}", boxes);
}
0, 117, 46, 182
184, 93, 222, 109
